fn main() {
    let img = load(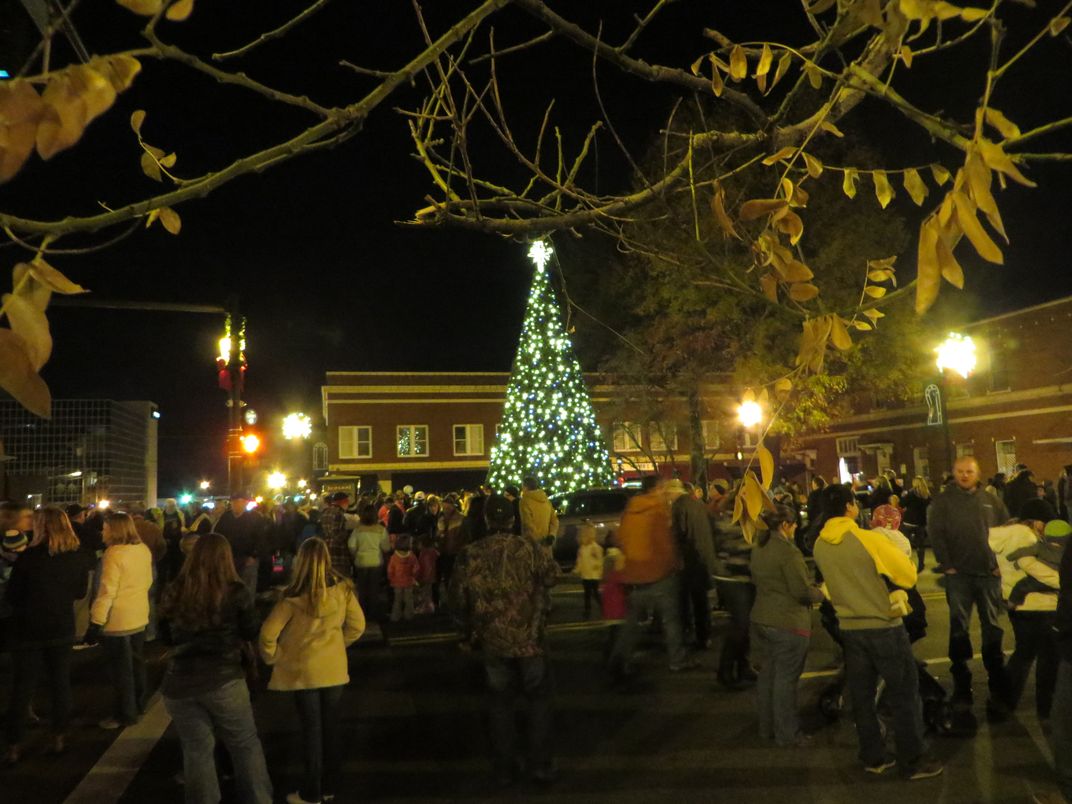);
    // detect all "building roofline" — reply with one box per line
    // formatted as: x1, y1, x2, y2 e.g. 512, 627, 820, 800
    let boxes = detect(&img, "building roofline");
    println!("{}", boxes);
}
965, 294, 1072, 330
